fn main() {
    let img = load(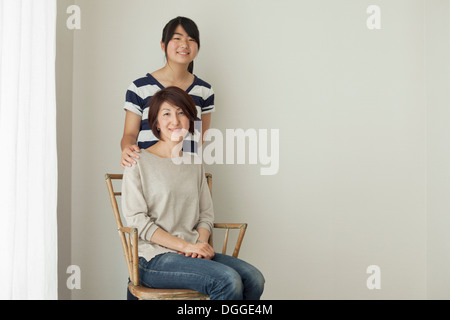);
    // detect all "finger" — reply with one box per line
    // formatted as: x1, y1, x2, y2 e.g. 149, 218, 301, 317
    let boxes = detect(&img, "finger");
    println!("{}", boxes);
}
121, 158, 132, 168
205, 245, 214, 256
122, 160, 132, 167
126, 150, 139, 160
127, 150, 140, 159
124, 155, 137, 165
199, 245, 213, 258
